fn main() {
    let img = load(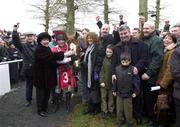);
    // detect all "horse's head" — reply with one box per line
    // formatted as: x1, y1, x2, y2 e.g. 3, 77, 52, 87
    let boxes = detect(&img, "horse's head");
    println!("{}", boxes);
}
67, 32, 81, 58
